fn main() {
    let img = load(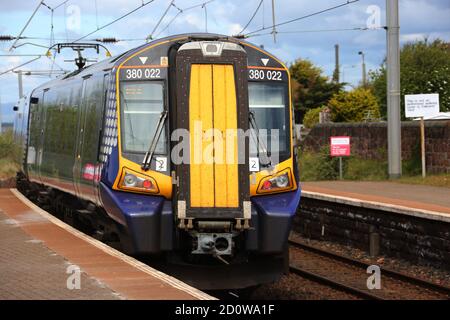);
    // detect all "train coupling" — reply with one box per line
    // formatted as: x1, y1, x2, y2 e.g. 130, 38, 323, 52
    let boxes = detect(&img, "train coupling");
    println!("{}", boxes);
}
192, 233, 234, 256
